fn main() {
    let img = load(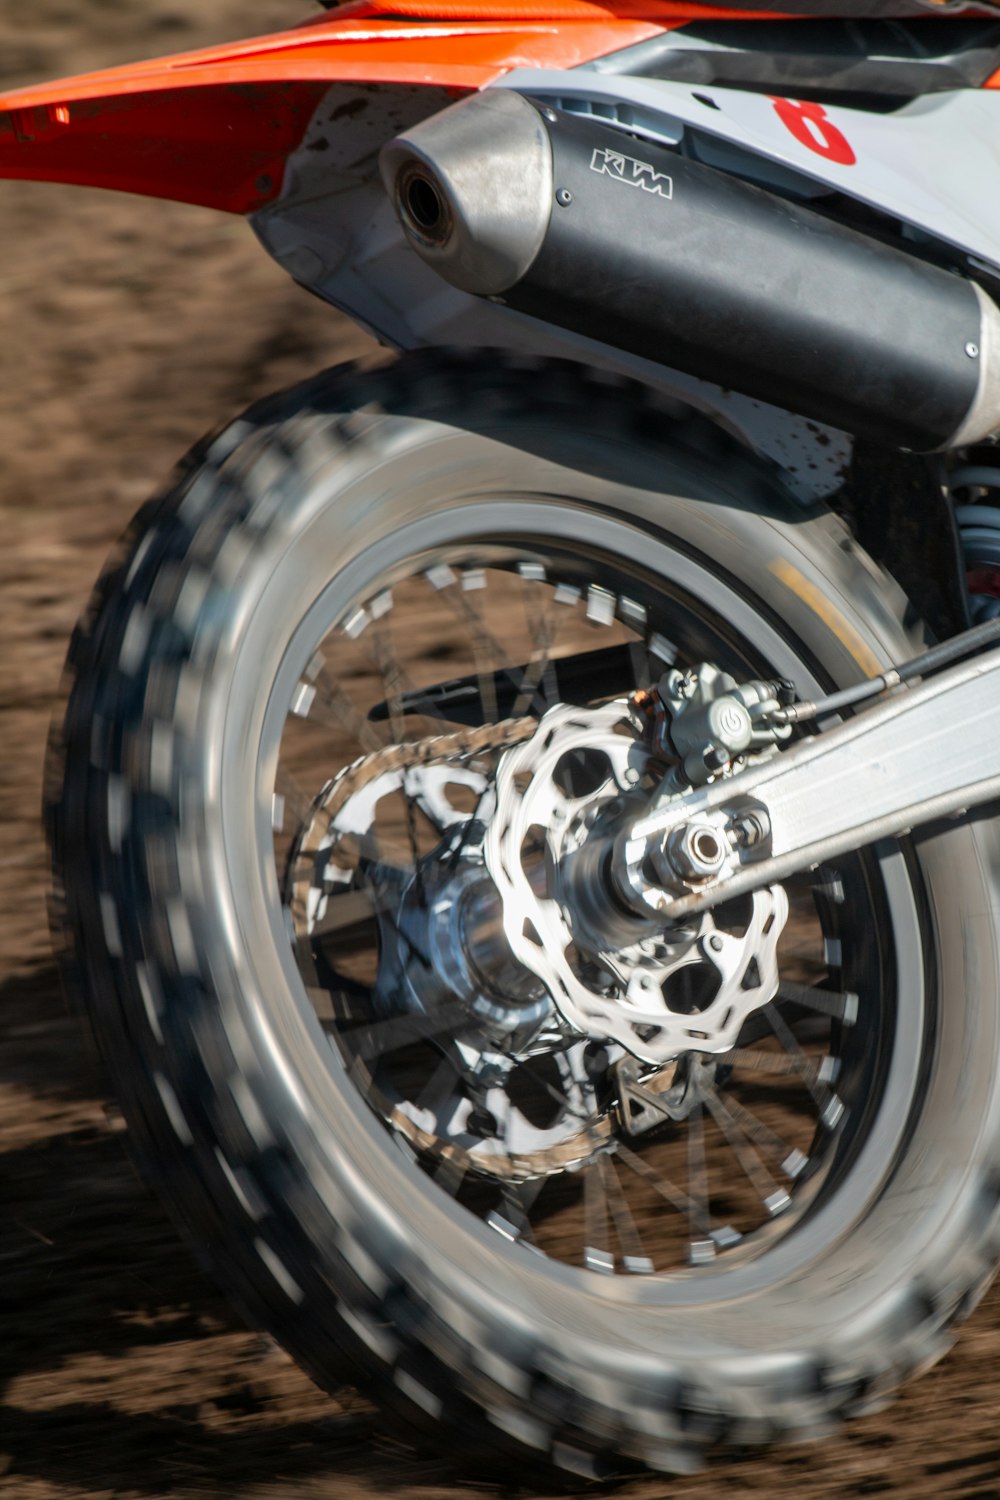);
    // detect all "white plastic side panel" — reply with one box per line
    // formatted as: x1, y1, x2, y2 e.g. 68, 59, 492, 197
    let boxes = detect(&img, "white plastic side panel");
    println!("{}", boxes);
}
496, 70, 1000, 274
